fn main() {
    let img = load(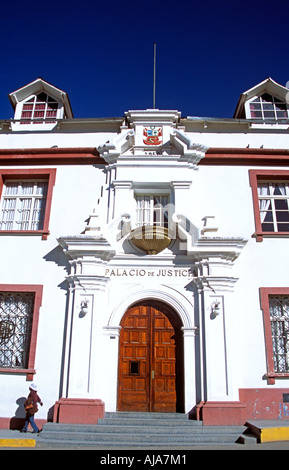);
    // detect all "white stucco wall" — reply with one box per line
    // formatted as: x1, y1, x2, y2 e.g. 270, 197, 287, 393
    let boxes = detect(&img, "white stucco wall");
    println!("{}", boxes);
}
1, 113, 289, 421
